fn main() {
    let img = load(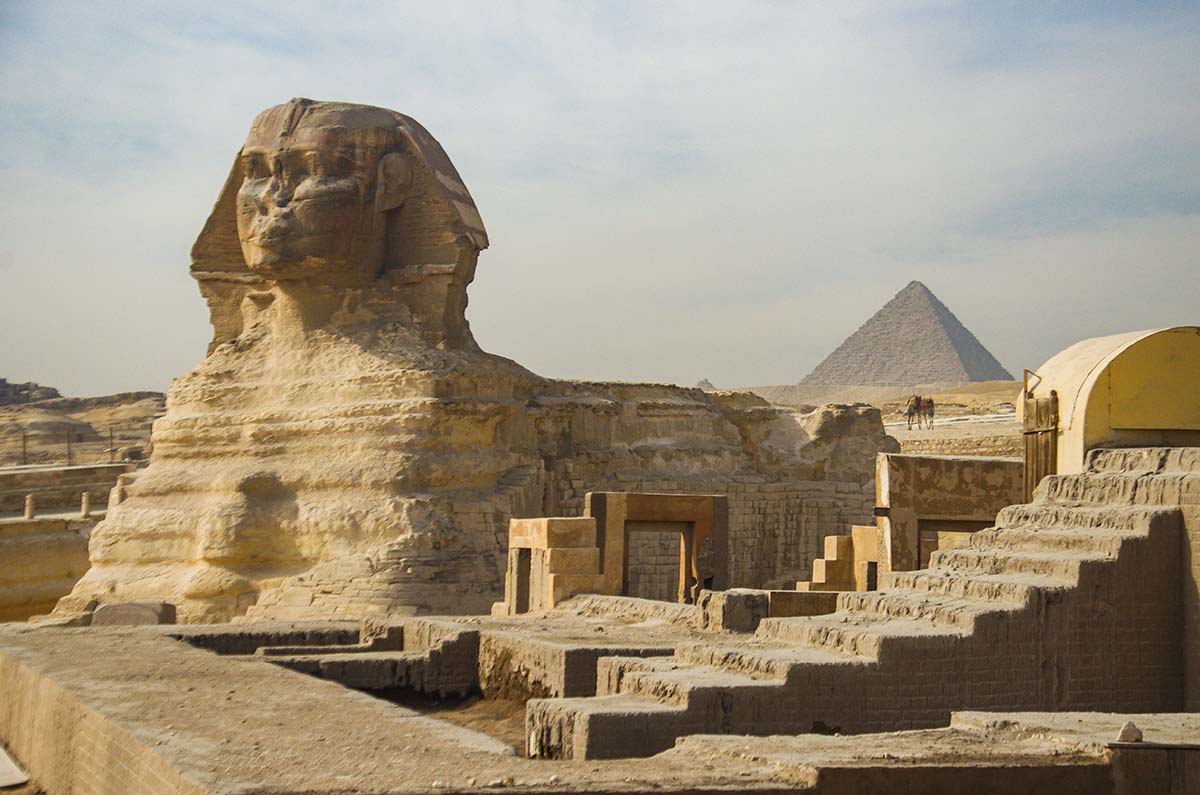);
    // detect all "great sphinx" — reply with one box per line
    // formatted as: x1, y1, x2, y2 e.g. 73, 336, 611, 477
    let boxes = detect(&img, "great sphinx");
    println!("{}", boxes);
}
57, 99, 894, 622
